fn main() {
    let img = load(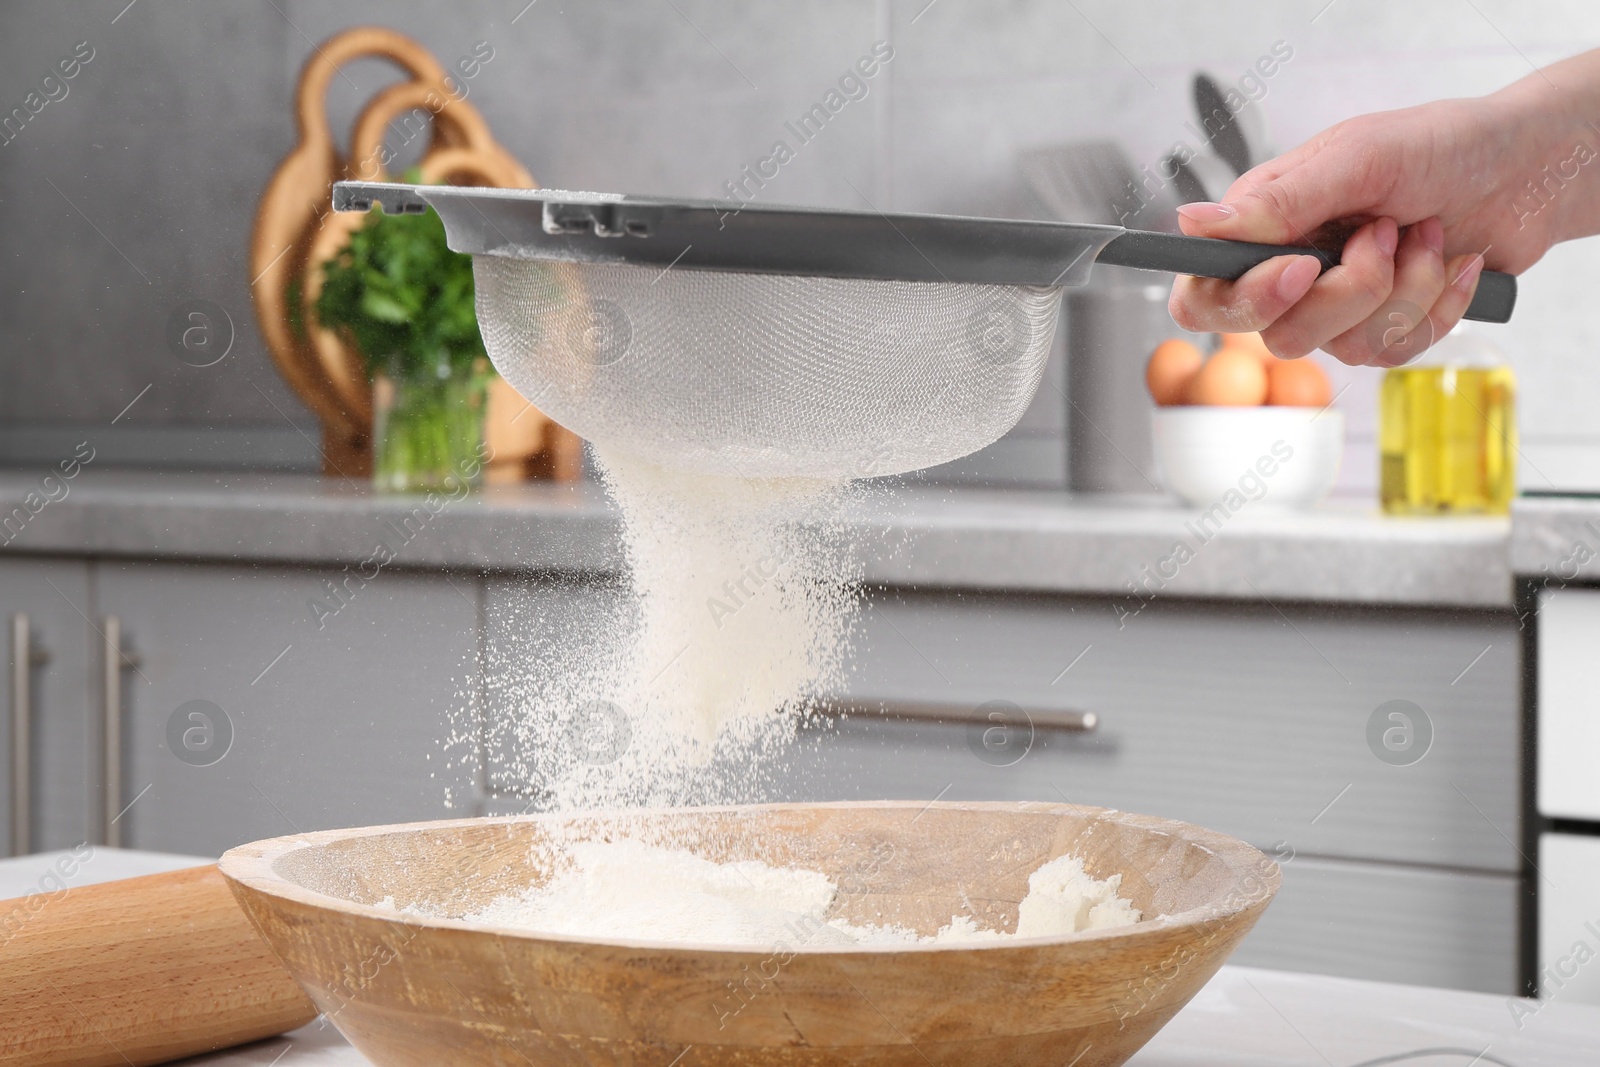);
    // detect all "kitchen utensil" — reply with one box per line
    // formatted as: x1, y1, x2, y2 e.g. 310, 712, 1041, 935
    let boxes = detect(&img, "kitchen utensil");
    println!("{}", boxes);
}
1187, 148, 1239, 202
1192, 72, 1269, 177
1019, 138, 1172, 229
1067, 282, 1208, 493
333, 180, 1518, 481
300, 85, 533, 431
1153, 406, 1344, 508
1163, 146, 1237, 204
1021, 150, 1195, 495
1, 864, 317, 1067
251, 28, 580, 482
252, 27, 452, 474
220, 801, 1279, 1067
1163, 149, 1212, 206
